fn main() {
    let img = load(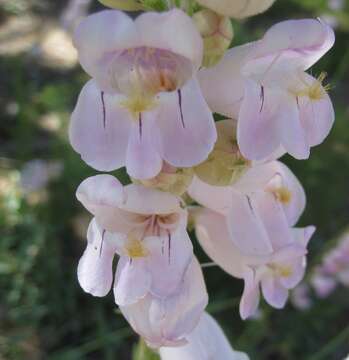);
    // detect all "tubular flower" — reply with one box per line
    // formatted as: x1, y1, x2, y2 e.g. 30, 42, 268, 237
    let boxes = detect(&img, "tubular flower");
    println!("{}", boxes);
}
199, 19, 335, 160
70, 9, 216, 179
189, 160, 306, 256
159, 312, 249, 360
194, 207, 315, 319
120, 257, 208, 348
195, 0, 275, 19
76, 175, 193, 304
